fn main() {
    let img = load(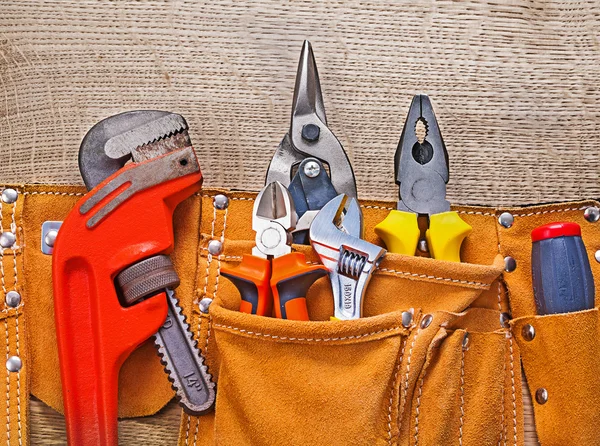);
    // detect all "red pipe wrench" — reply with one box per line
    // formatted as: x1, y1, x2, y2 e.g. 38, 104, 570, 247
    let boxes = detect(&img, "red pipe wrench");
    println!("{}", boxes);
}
53, 111, 214, 445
